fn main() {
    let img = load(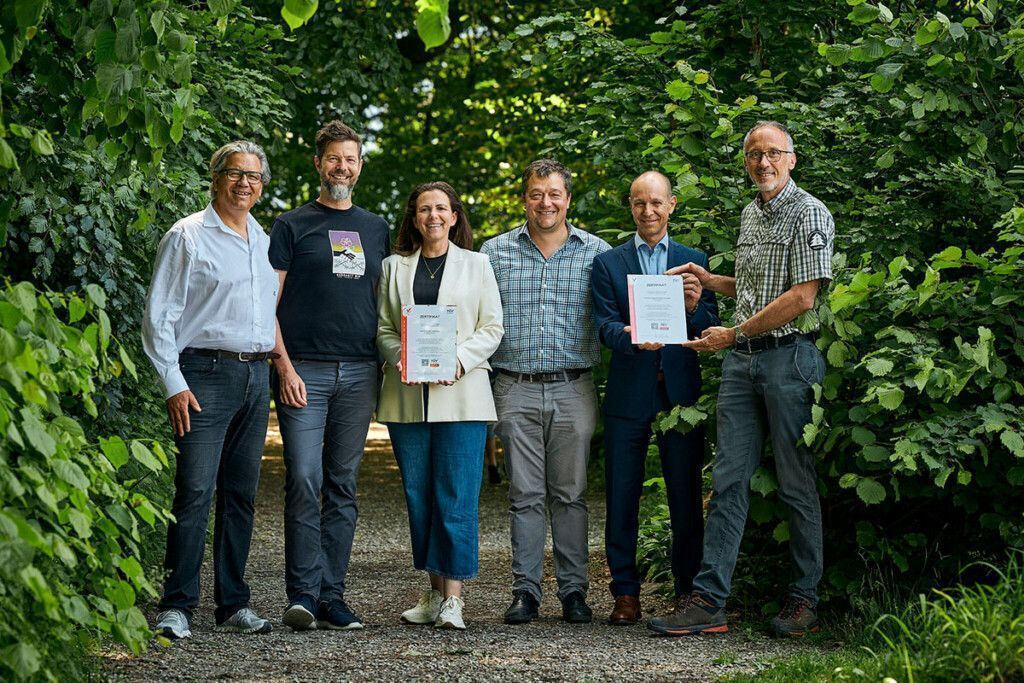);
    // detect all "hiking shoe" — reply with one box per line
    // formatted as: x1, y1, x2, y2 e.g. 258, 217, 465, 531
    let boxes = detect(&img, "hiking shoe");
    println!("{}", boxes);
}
401, 589, 443, 625
435, 595, 466, 630
770, 595, 820, 637
647, 593, 728, 636
283, 596, 318, 631
560, 591, 593, 623
317, 597, 364, 630
503, 590, 540, 624
214, 607, 273, 634
154, 608, 191, 639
